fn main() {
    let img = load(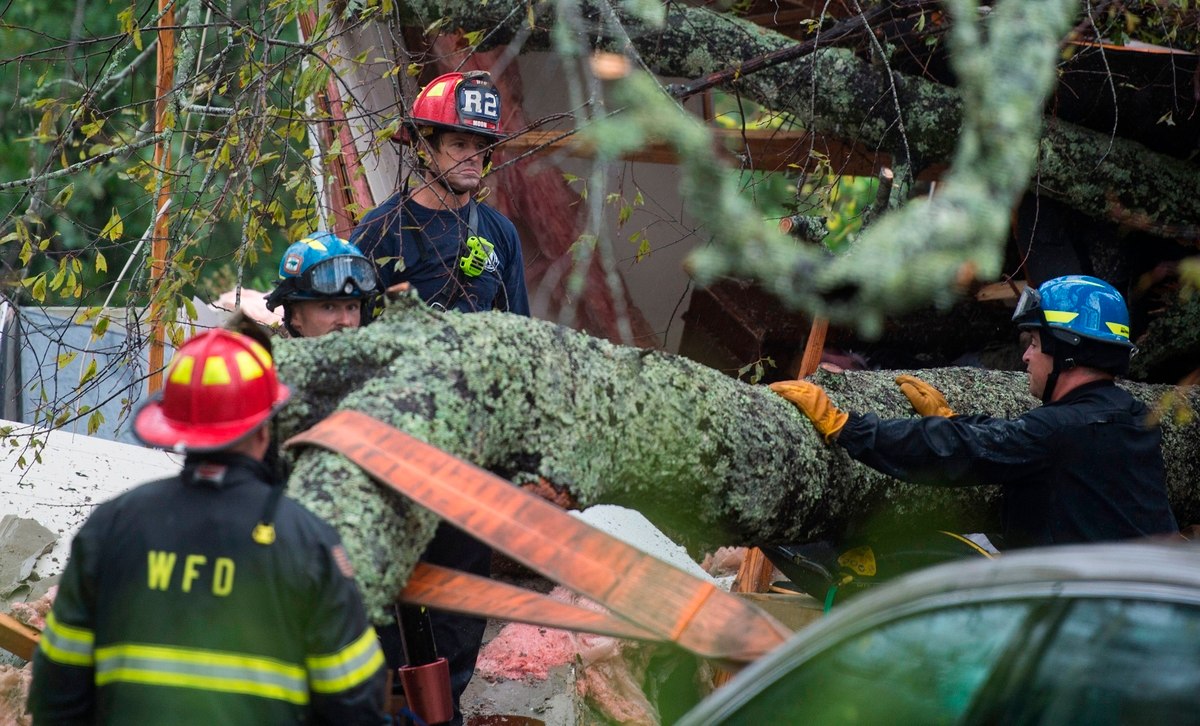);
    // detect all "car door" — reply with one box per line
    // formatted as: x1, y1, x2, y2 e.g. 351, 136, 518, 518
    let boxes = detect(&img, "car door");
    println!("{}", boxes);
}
702, 599, 1040, 724
991, 596, 1200, 725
